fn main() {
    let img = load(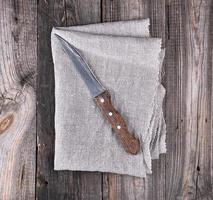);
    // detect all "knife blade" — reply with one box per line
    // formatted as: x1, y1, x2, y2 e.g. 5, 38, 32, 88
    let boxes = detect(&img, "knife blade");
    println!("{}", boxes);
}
55, 34, 140, 155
